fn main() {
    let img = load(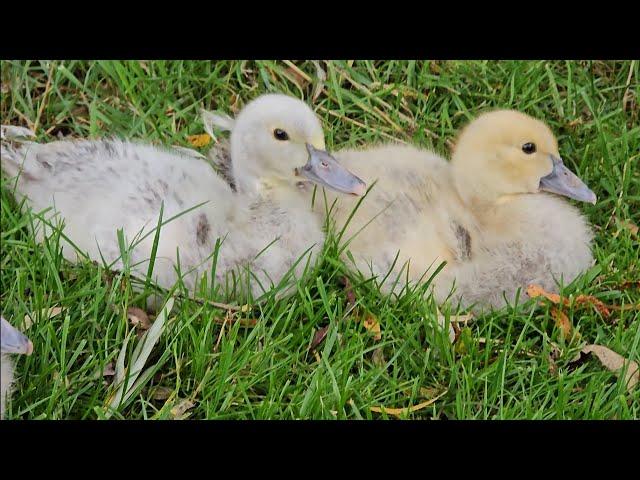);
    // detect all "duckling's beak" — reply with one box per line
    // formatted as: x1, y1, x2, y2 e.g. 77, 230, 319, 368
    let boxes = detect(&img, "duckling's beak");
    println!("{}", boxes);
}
539, 155, 597, 204
1, 316, 33, 355
298, 144, 367, 196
